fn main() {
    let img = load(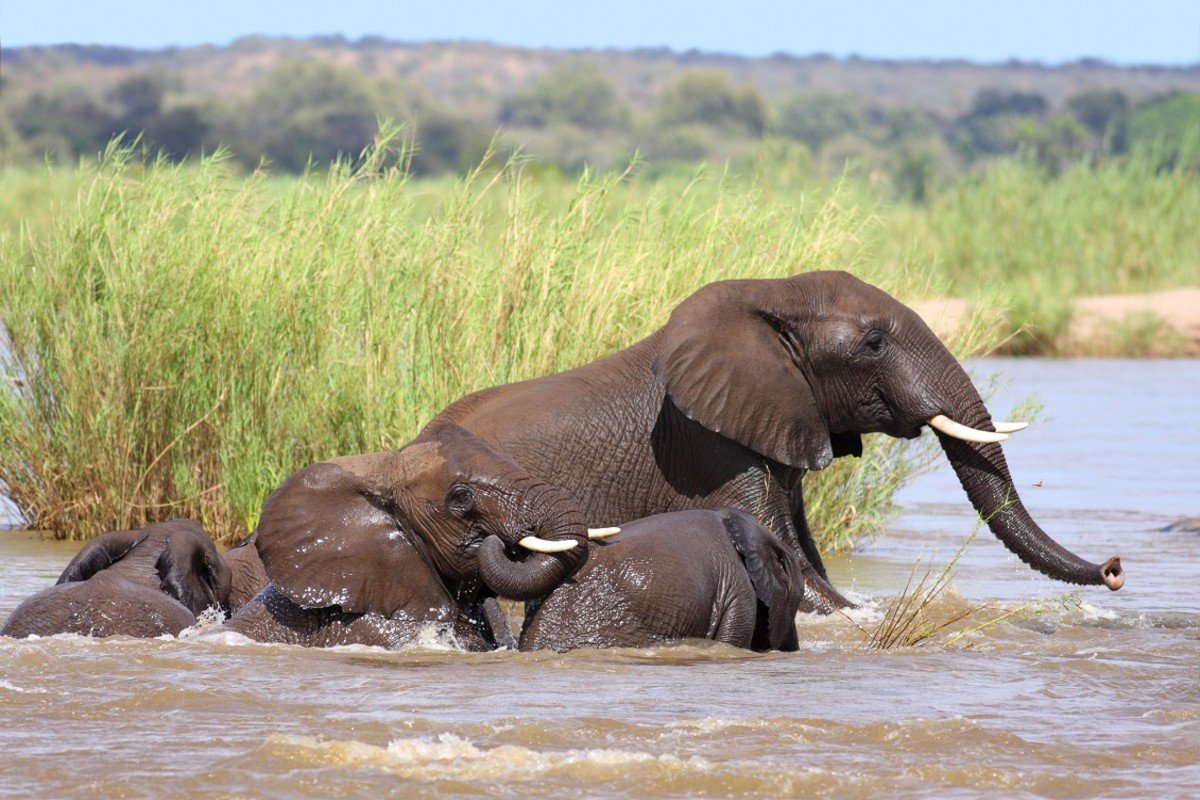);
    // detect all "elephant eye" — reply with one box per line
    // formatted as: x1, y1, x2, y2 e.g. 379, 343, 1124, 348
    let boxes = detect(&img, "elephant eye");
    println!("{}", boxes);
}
861, 330, 887, 356
445, 484, 476, 516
